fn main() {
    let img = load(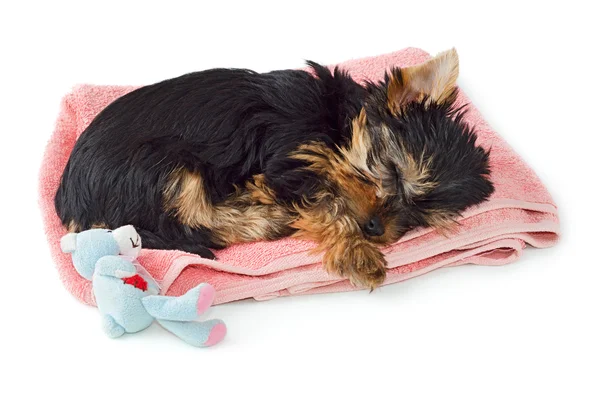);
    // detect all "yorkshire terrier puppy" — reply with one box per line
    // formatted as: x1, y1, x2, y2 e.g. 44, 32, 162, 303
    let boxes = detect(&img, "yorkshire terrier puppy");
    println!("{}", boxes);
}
55, 48, 494, 289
